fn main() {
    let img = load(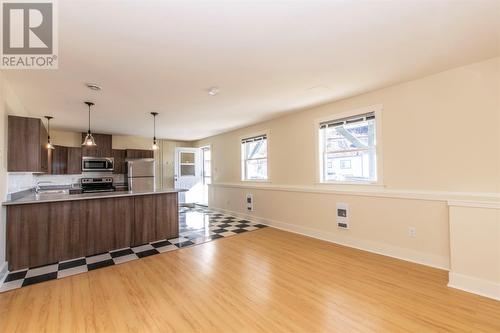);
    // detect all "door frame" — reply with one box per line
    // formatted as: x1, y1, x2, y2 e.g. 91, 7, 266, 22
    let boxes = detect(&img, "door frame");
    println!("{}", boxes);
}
174, 147, 202, 205
200, 145, 212, 206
